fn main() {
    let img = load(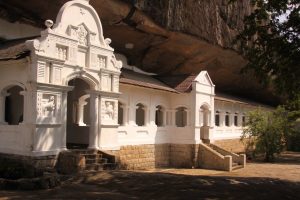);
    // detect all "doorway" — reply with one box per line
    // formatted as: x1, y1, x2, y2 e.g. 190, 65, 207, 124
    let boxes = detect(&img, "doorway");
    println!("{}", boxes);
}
66, 78, 90, 149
